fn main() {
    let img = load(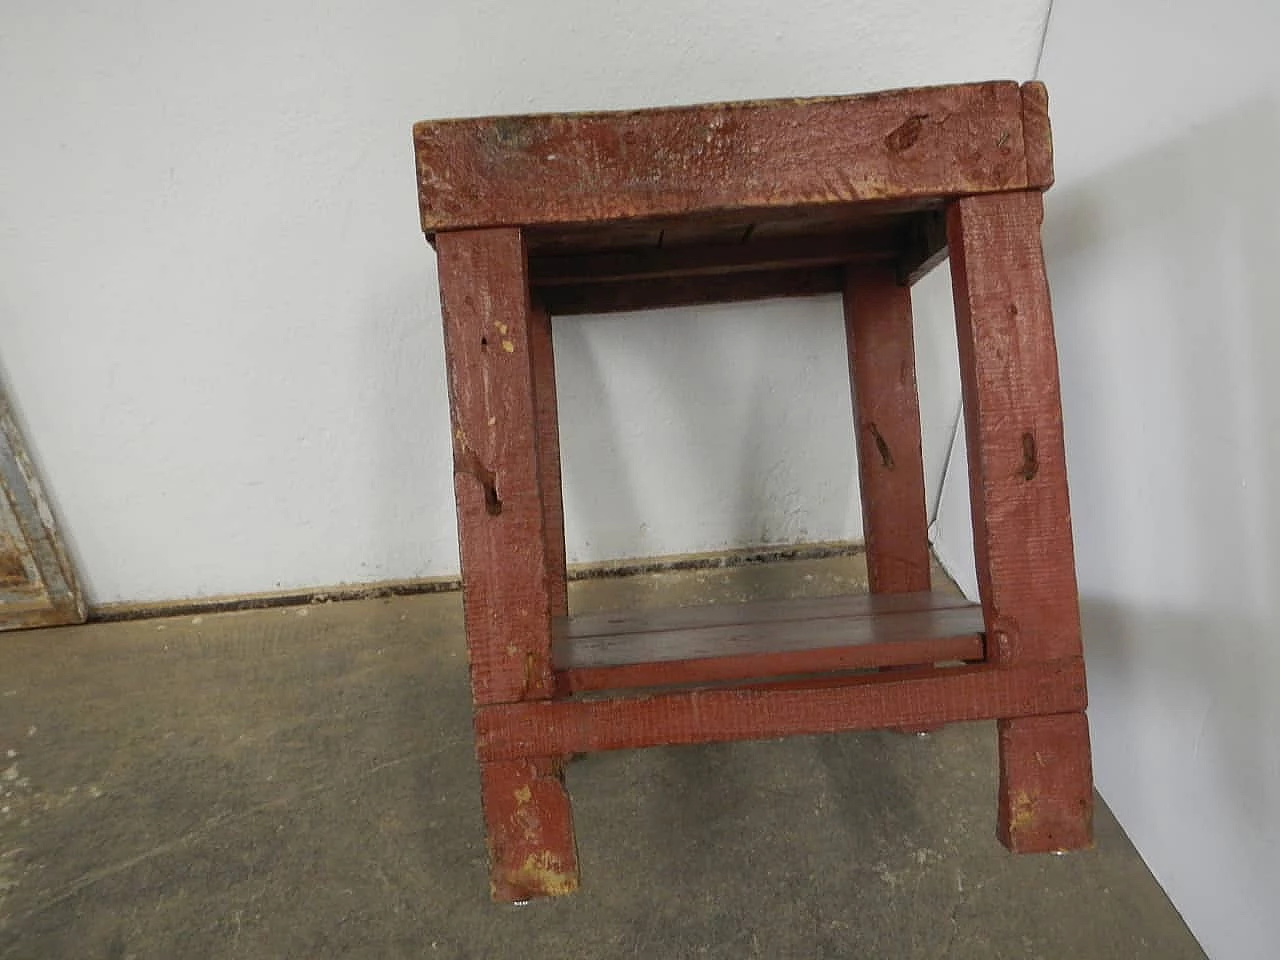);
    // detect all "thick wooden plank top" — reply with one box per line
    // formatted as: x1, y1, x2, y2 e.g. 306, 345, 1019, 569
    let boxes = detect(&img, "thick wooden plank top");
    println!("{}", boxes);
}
414, 81, 1053, 235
